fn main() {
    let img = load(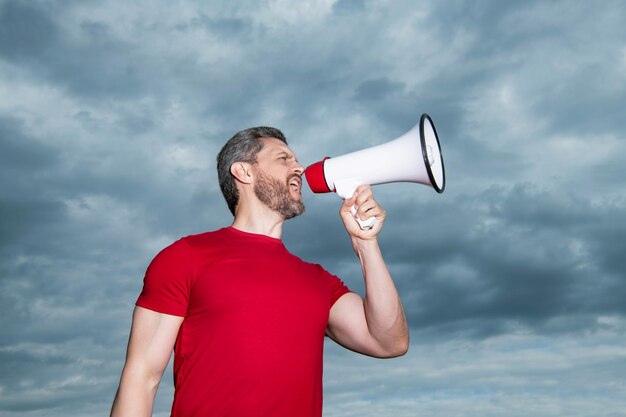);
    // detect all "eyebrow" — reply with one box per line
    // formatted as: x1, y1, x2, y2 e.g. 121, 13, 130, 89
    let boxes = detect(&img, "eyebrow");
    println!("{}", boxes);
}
276, 151, 292, 158
275, 151, 299, 163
